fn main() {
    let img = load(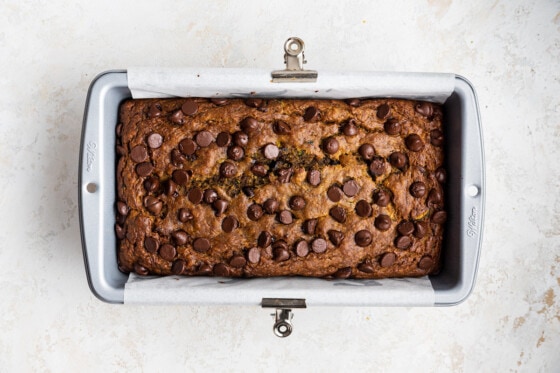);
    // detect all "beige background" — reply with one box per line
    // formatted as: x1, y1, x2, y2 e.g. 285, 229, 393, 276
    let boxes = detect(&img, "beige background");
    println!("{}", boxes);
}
0, 0, 559, 371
